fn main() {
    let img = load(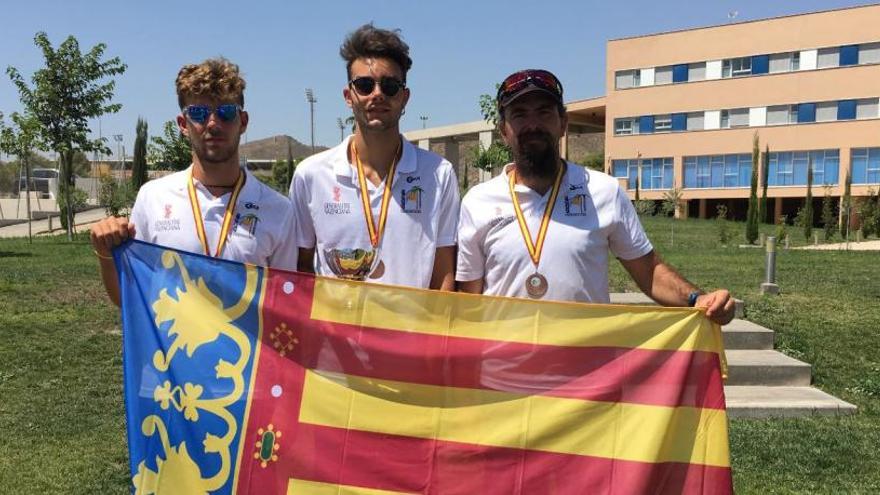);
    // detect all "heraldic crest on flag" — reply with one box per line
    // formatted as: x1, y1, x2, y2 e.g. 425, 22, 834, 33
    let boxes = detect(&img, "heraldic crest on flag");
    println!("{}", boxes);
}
115, 240, 733, 495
